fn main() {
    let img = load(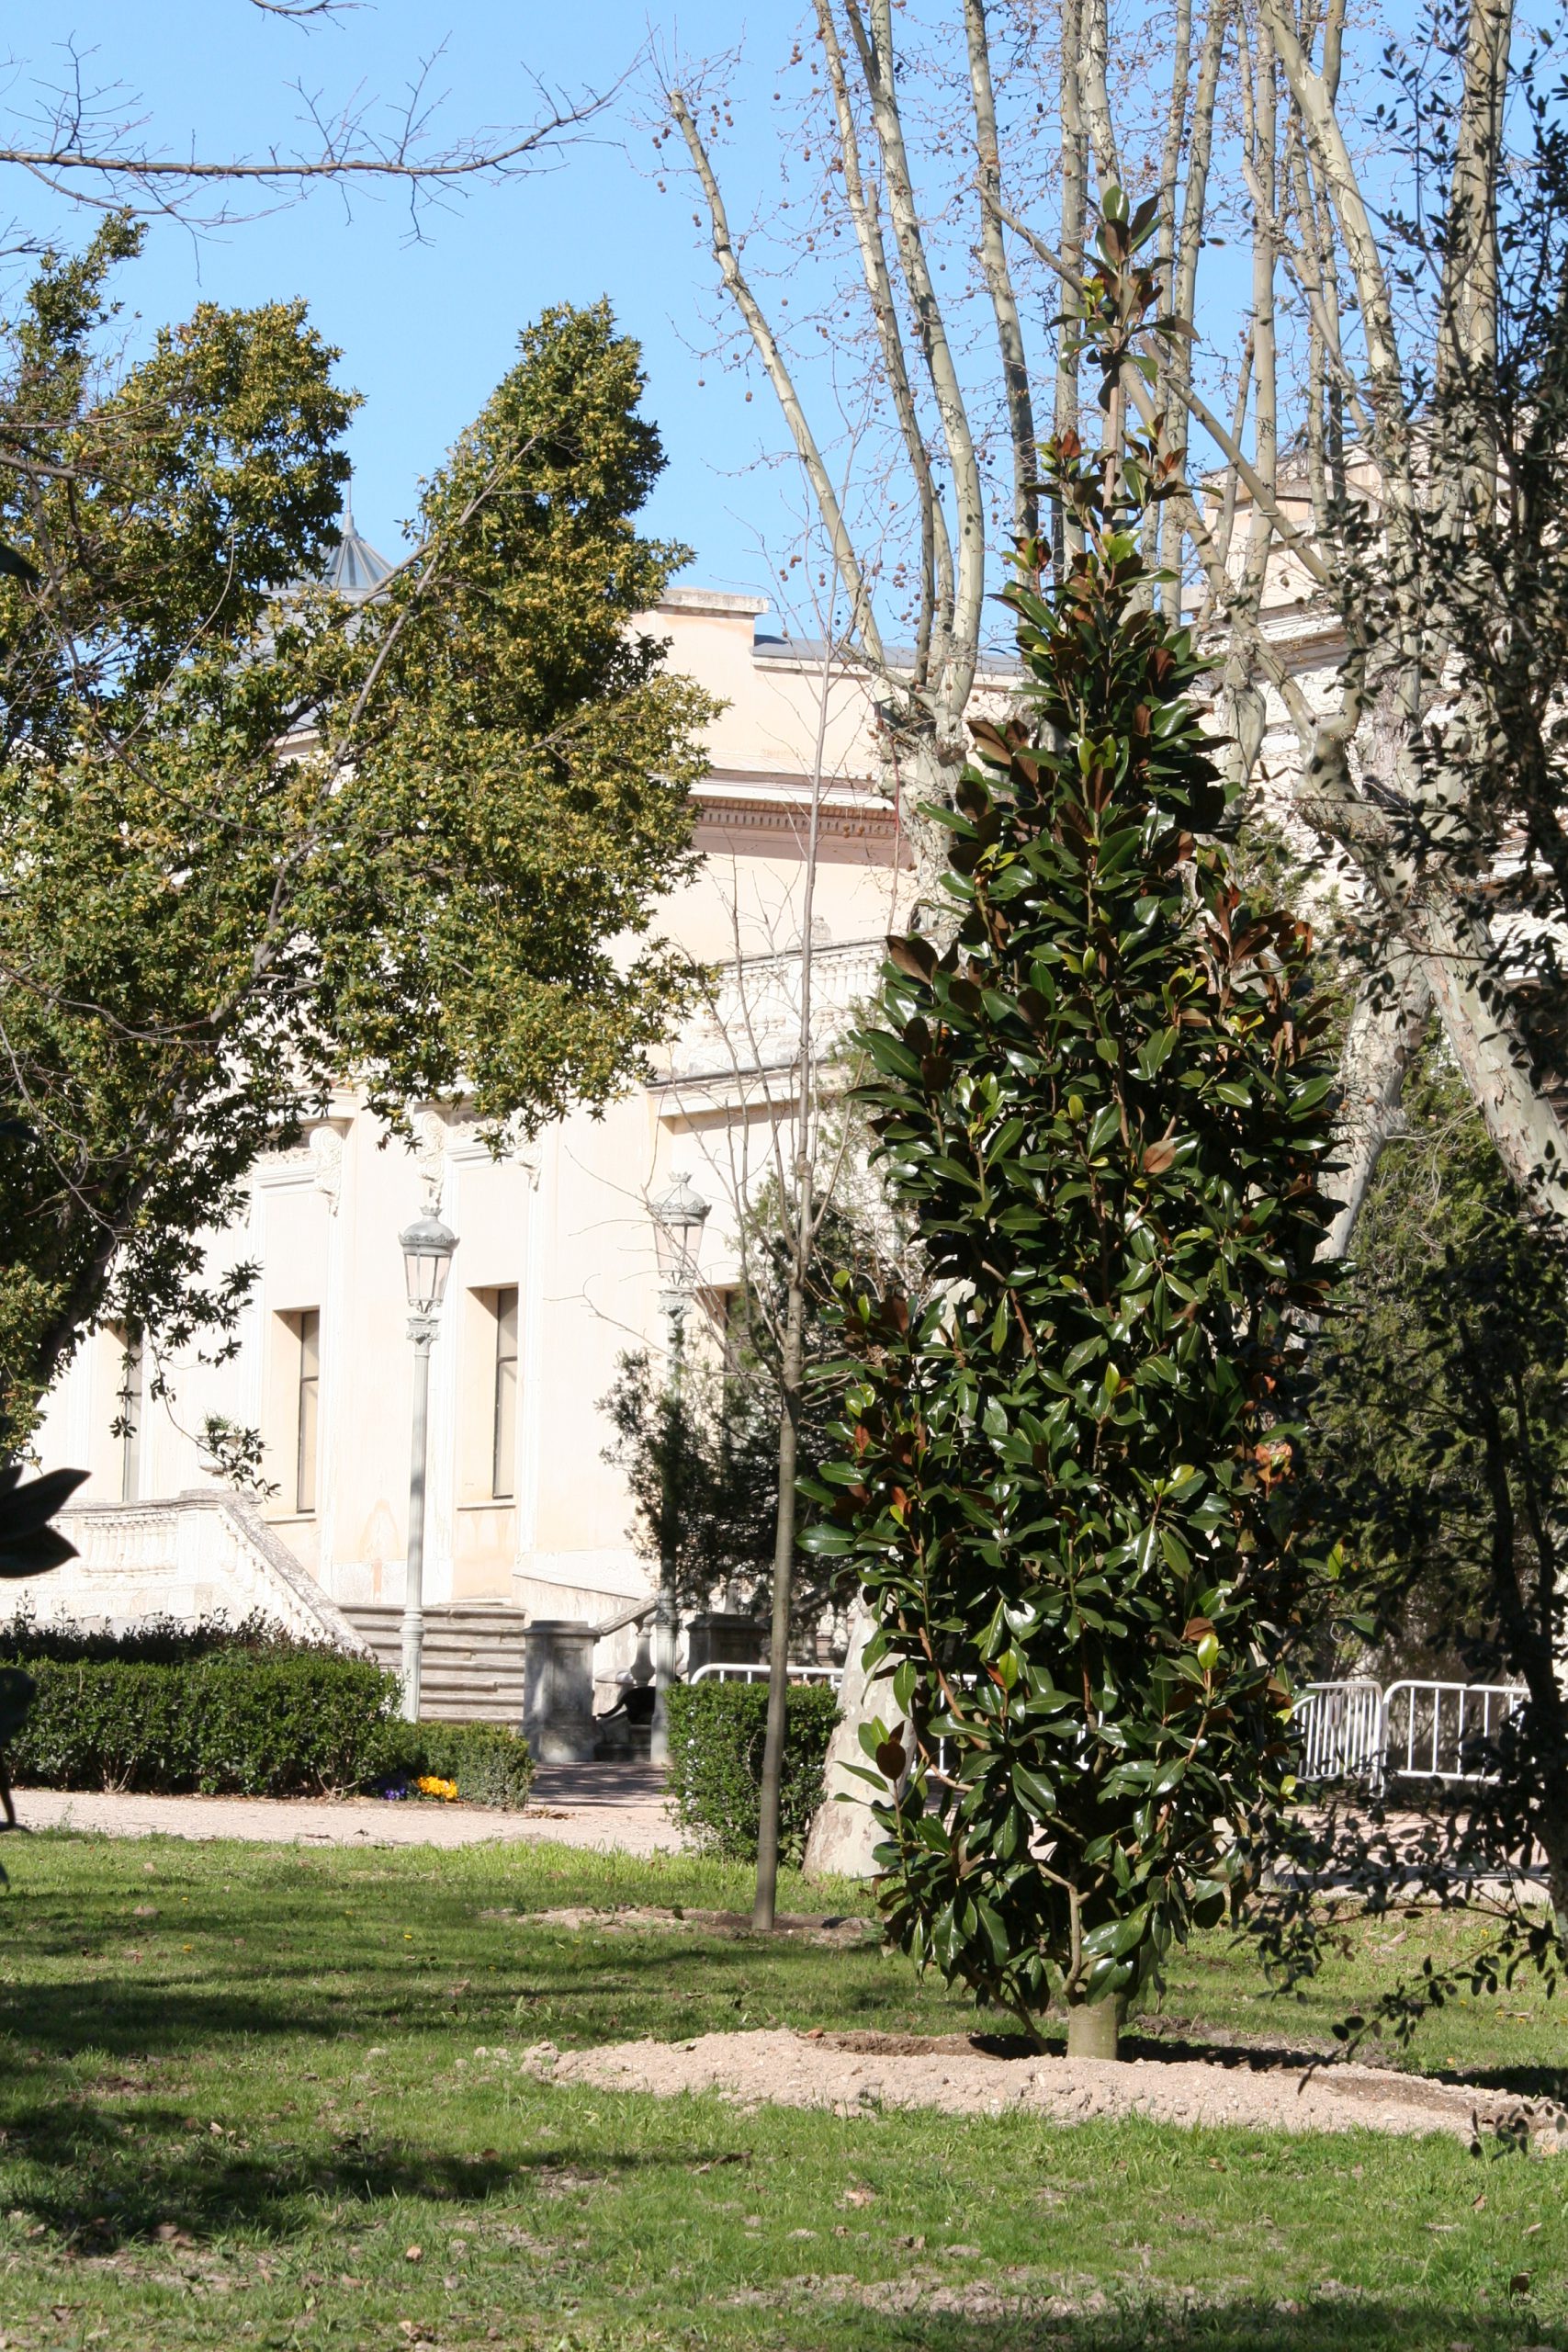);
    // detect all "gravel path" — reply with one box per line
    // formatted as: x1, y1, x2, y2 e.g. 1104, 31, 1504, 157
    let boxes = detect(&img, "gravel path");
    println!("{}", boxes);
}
535, 2026, 1568, 2151
8, 1763, 685, 1856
